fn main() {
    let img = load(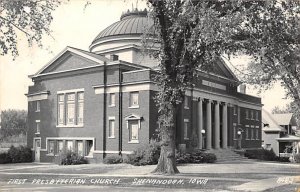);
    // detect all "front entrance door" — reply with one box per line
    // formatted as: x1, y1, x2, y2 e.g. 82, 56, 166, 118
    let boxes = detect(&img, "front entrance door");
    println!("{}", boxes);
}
35, 139, 41, 162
